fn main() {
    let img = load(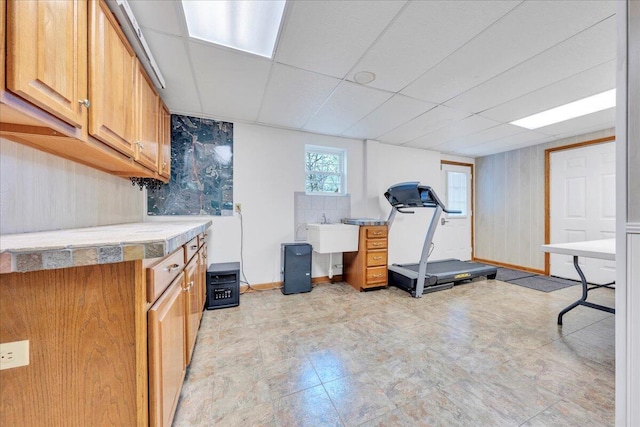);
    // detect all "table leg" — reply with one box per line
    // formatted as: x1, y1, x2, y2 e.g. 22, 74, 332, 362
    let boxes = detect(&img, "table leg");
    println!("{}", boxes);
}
557, 255, 615, 325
